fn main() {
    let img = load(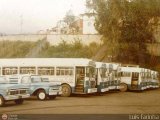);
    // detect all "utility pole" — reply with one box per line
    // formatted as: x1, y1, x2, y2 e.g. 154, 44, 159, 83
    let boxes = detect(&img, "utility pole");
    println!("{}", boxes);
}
20, 14, 23, 34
